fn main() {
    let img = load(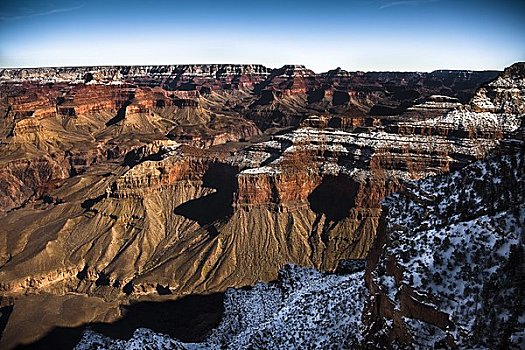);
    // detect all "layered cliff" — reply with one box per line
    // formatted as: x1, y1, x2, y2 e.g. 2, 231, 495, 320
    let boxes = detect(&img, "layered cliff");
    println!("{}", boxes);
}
73, 141, 524, 350
0, 63, 522, 348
